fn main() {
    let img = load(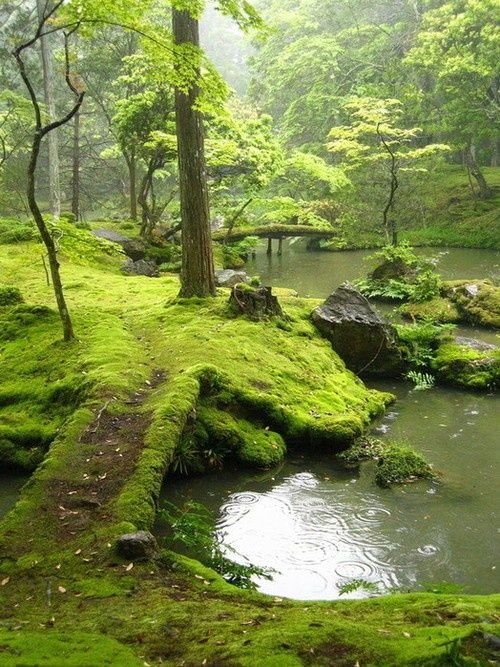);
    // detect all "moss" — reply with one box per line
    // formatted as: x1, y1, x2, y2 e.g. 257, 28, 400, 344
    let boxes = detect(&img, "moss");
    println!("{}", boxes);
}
433, 342, 500, 390
0, 630, 143, 666
338, 436, 386, 465
400, 297, 461, 324
441, 280, 500, 329
375, 443, 435, 487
